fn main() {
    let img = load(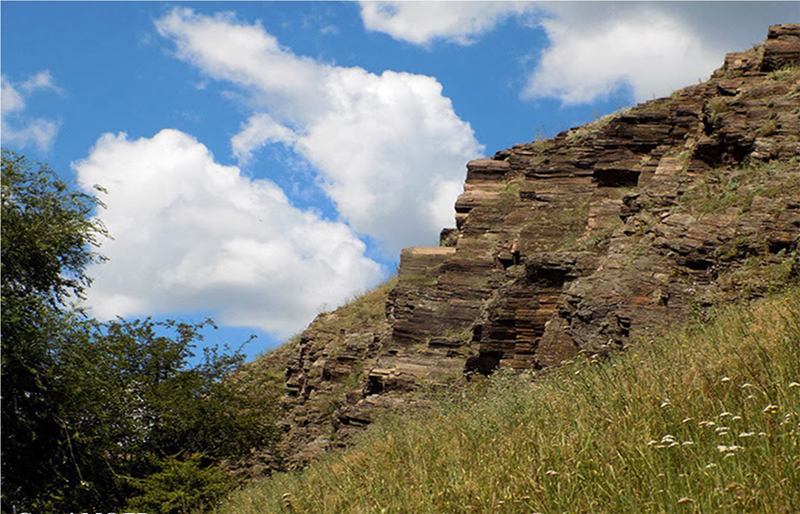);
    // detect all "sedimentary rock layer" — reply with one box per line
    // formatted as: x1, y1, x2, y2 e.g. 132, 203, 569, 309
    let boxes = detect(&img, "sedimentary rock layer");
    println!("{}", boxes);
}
265, 25, 800, 466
